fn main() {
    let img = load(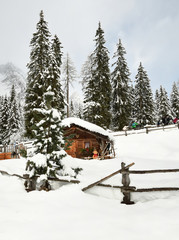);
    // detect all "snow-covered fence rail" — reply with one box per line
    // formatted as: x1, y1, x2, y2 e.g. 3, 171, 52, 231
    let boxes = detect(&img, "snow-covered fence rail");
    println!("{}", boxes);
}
114, 122, 179, 137
144, 122, 179, 134
128, 167, 179, 193
0, 169, 25, 179
0, 169, 80, 191
125, 165, 179, 201
1, 162, 179, 204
